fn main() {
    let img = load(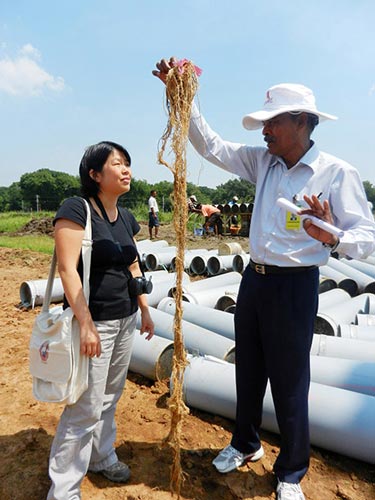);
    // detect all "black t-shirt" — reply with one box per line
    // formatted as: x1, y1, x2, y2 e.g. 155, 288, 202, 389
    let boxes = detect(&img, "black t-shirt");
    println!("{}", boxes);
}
54, 197, 140, 321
